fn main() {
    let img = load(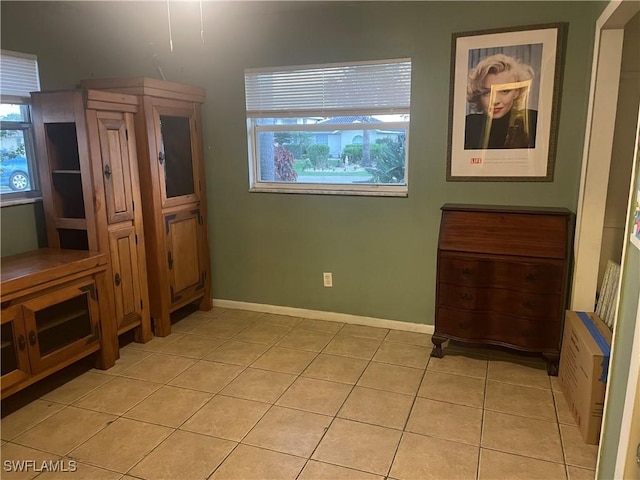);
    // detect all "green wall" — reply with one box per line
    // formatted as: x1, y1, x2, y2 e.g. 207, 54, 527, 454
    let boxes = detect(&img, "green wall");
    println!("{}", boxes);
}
0, 1, 603, 325
0, 202, 45, 256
